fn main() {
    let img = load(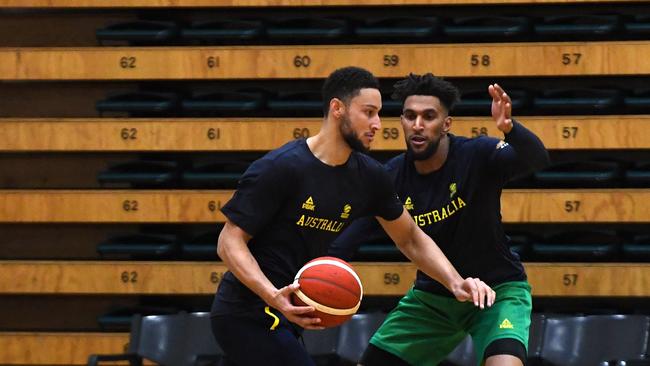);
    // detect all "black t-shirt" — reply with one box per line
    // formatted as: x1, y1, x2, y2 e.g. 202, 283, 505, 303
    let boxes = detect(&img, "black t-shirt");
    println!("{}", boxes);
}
212, 139, 403, 315
330, 120, 550, 296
